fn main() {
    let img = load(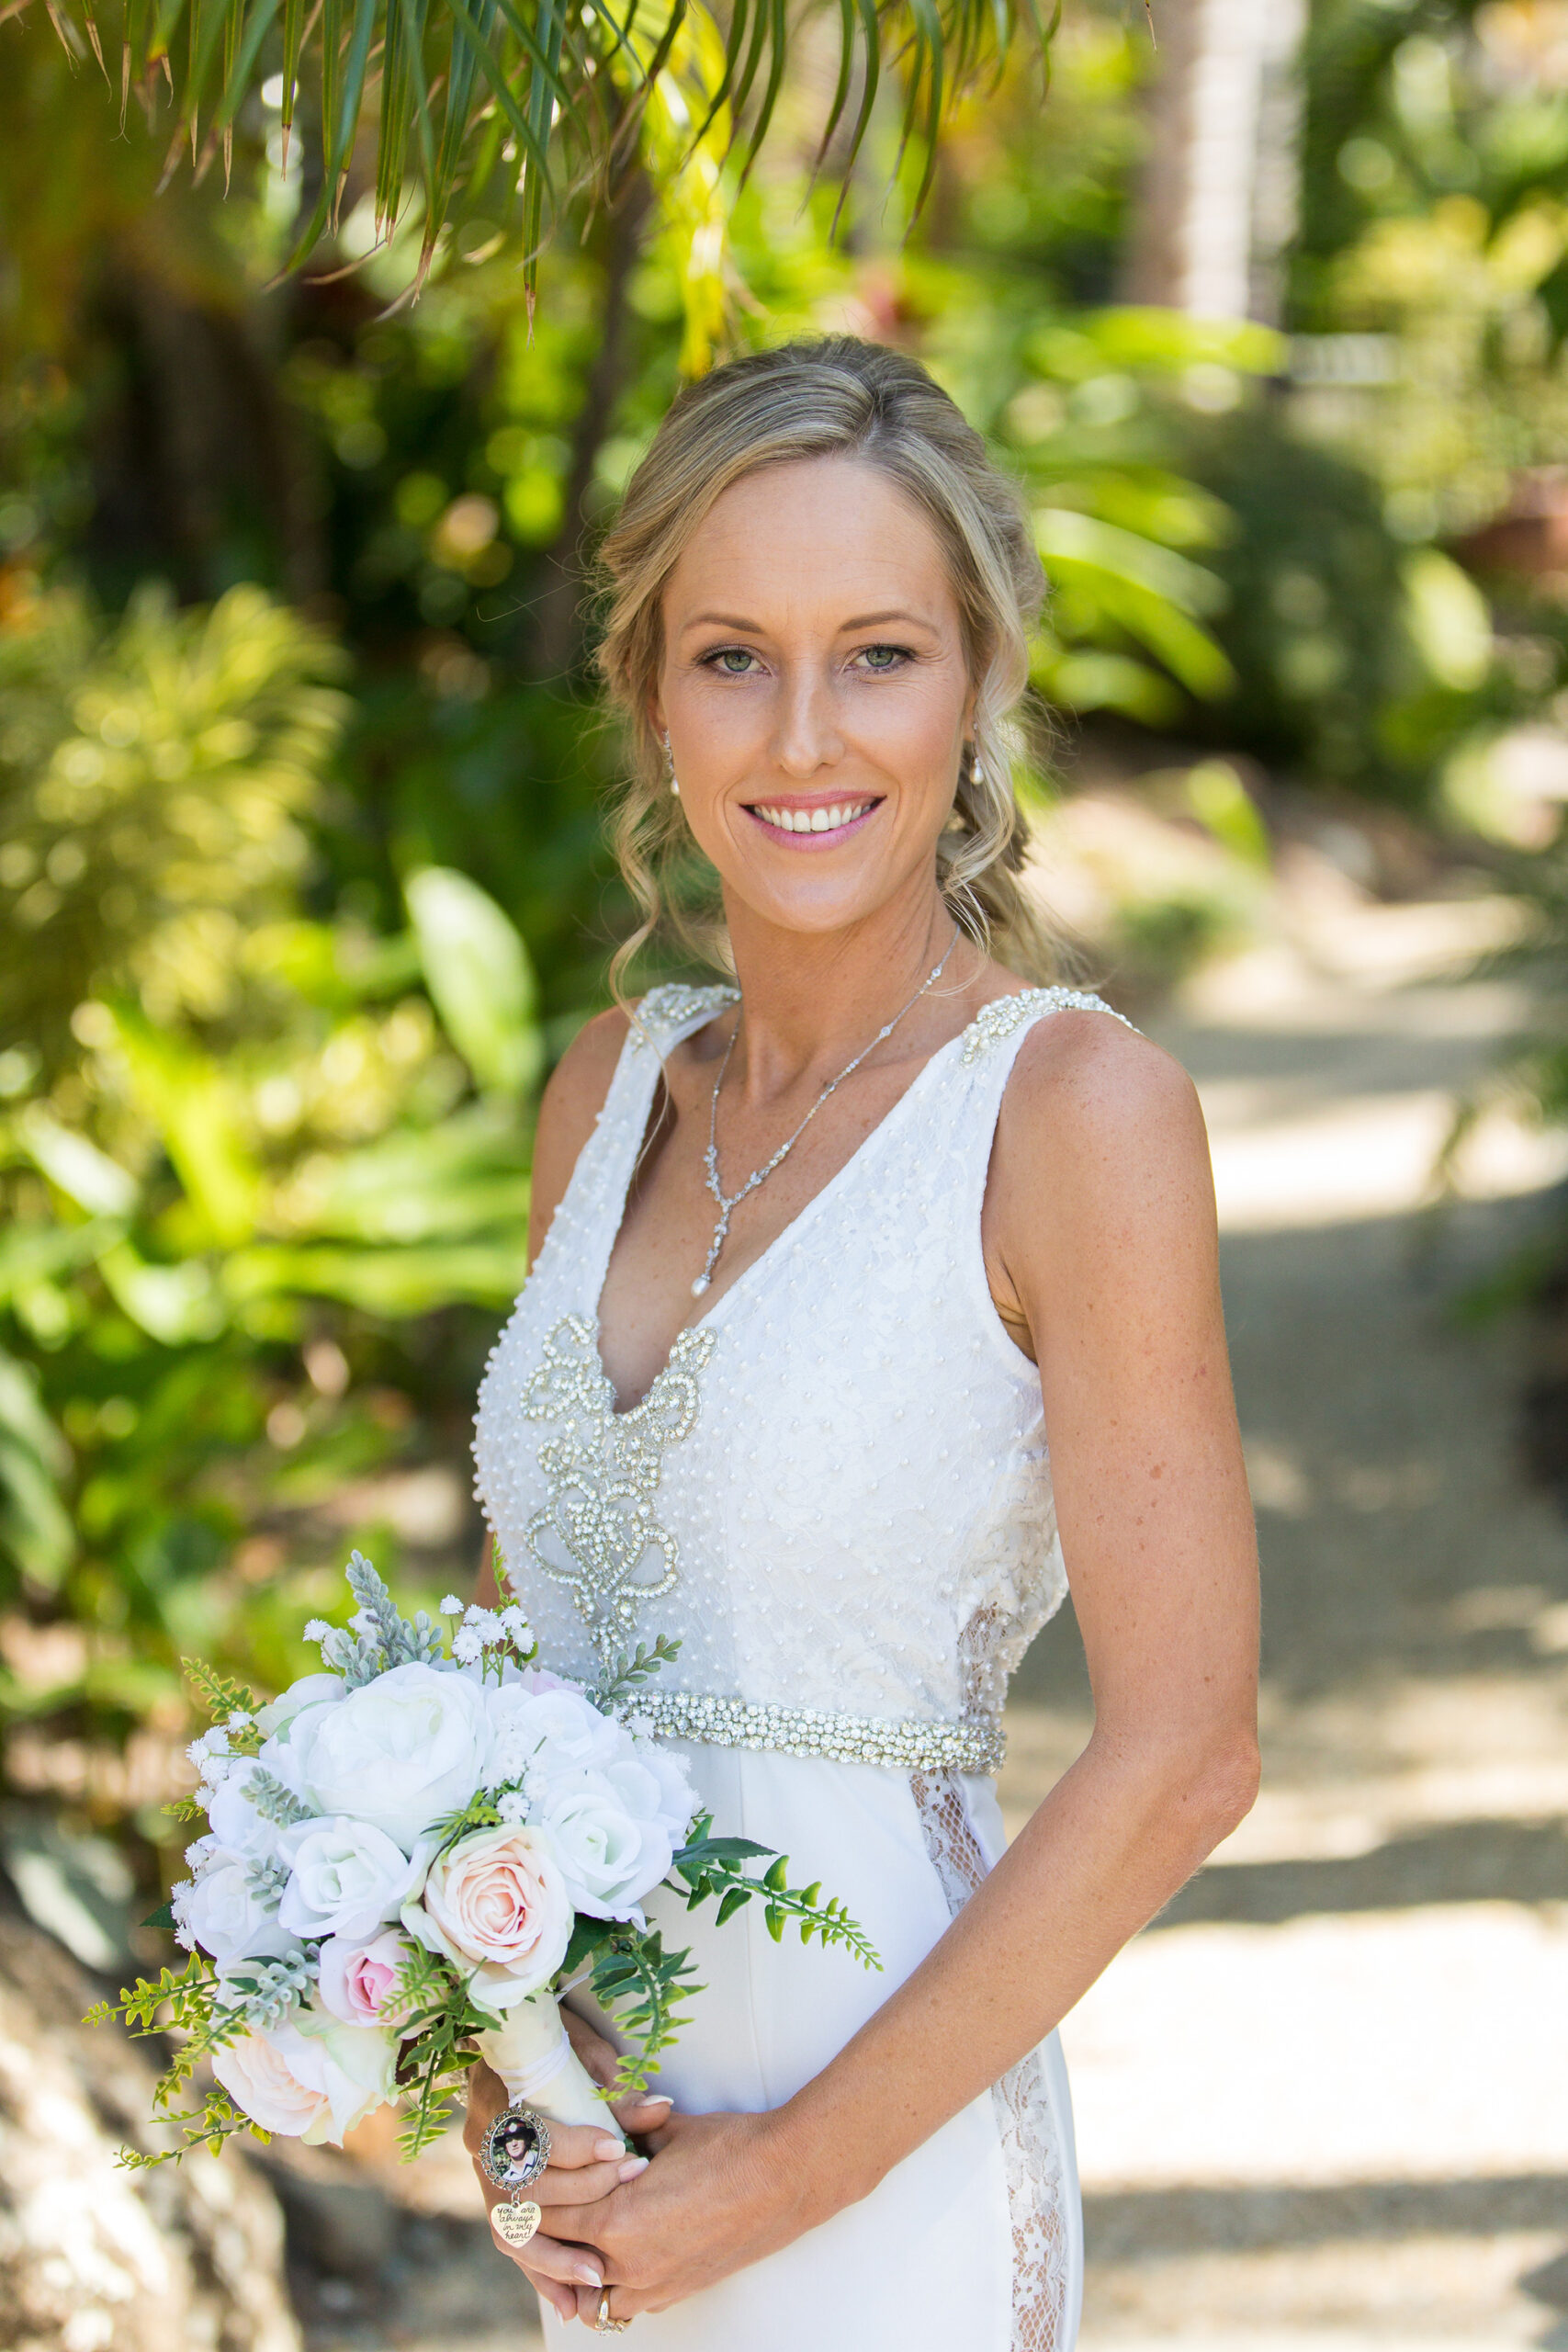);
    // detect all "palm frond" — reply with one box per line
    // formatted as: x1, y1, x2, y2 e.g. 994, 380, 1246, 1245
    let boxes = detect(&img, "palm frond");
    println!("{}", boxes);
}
25, 0, 1058, 319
